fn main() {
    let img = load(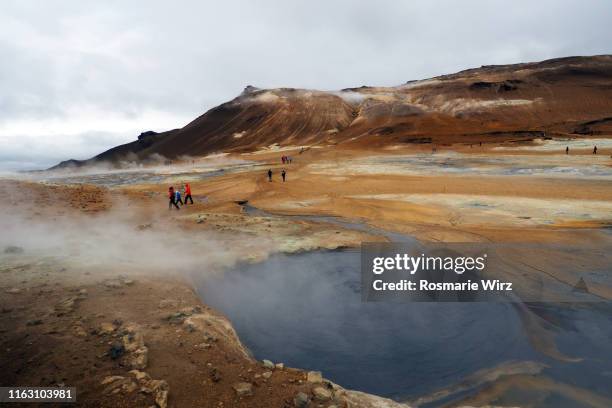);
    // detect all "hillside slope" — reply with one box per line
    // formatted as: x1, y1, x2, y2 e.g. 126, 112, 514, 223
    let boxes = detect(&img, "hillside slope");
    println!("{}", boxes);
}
55, 55, 612, 167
